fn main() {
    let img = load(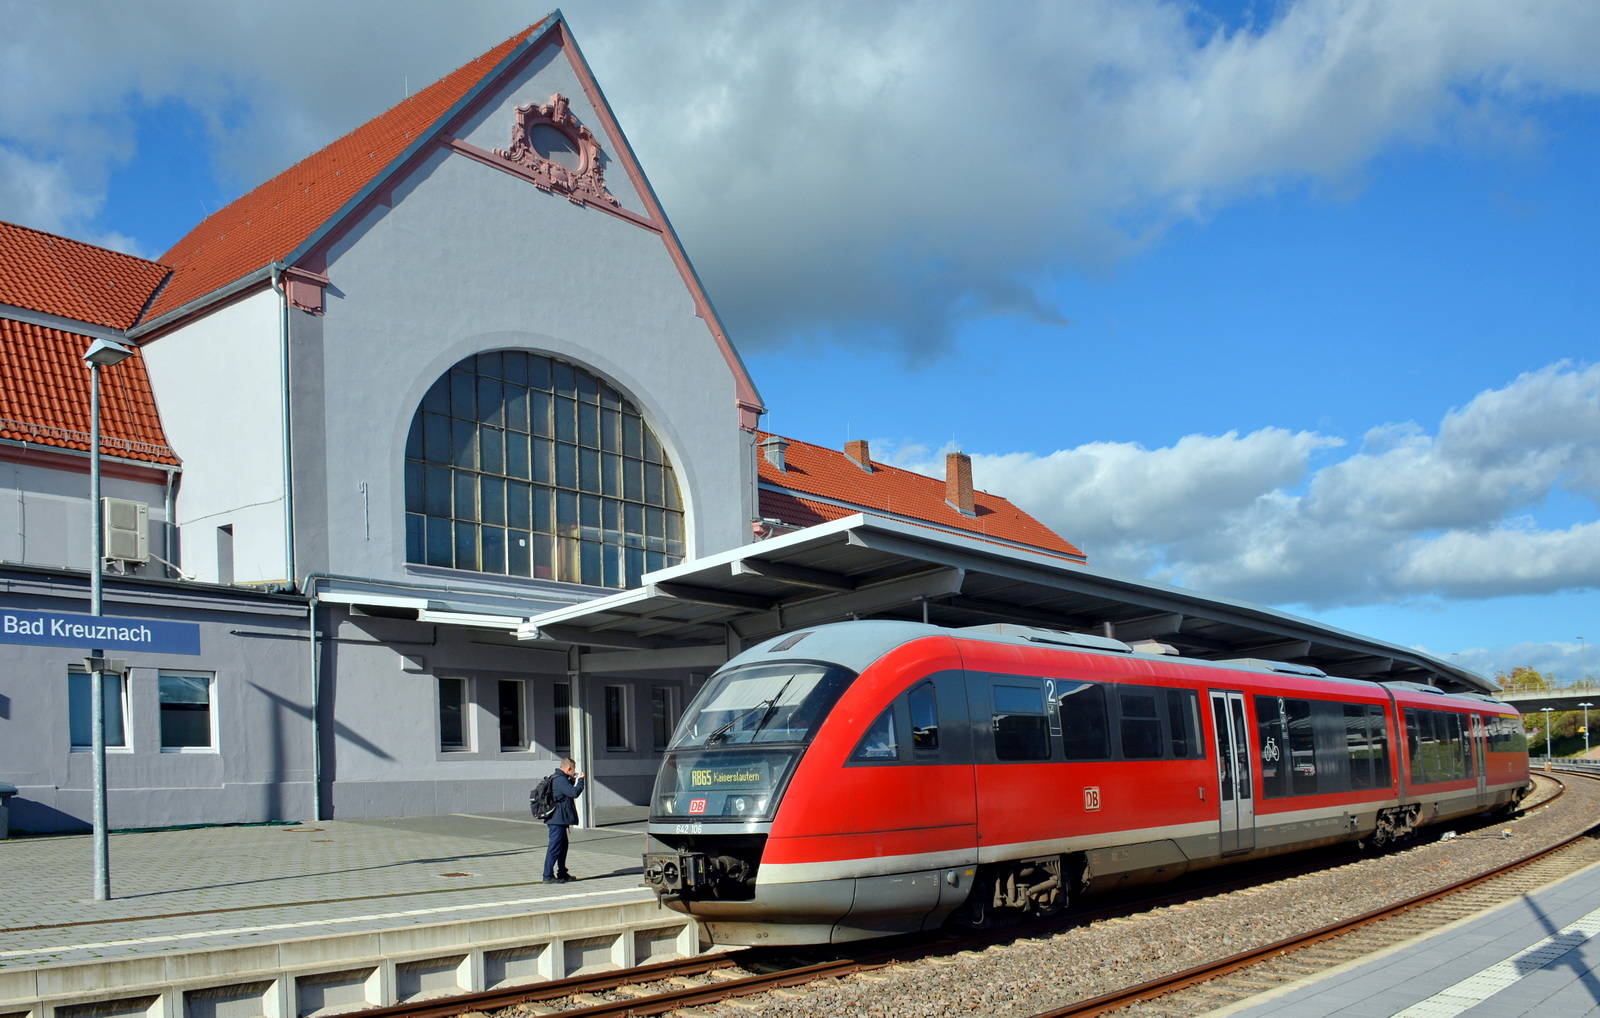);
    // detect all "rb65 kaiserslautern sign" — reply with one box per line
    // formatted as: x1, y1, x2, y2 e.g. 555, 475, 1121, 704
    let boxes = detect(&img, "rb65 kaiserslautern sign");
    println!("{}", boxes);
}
0, 607, 201, 655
